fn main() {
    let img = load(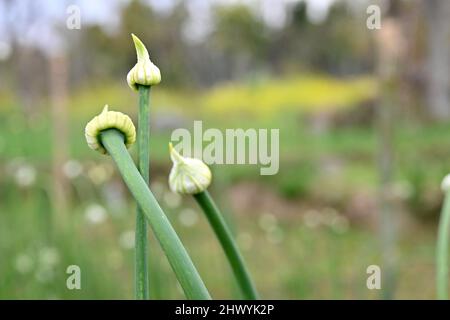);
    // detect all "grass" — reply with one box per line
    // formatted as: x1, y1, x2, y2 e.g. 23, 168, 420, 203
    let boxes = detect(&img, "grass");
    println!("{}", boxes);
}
0, 187, 440, 299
